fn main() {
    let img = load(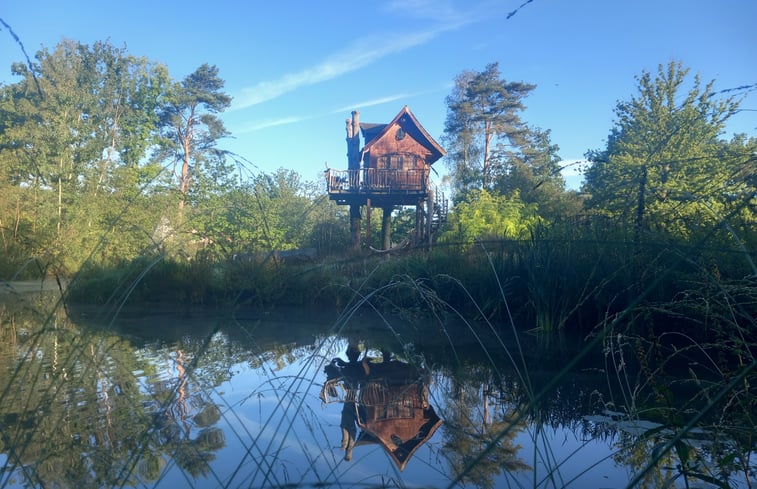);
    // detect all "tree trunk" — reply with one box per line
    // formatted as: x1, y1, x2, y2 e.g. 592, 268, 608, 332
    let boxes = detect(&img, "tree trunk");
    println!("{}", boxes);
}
178, 112, 194, 211
634, 164, 647, 245
179, 140, 191, 211
14, 195, 21, 240
57, 174, 63, 237
365, 199, 372, 249
426, 187, 434, 251
482, 121, 493, 188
